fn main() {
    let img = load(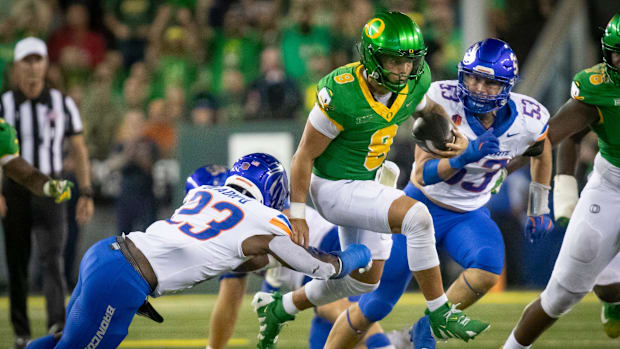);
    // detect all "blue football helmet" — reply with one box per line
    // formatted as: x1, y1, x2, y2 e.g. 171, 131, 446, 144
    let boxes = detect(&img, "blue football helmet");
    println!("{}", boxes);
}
185, 164, 229, 194
225, 153, 289, 211
458, 38, 518, 114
